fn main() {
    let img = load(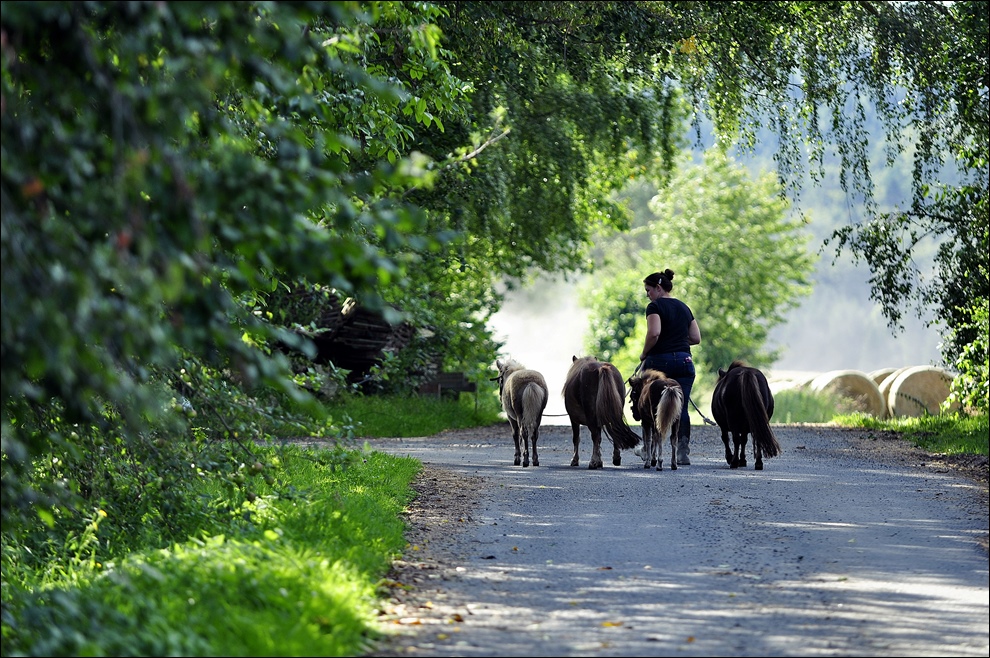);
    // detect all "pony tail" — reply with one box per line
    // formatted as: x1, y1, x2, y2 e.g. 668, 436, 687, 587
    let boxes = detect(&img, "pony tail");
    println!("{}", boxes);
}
654, 382, 683, 439
520, 382, 548, 433
597, 366, 641, 450
741, 371, 781, 458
